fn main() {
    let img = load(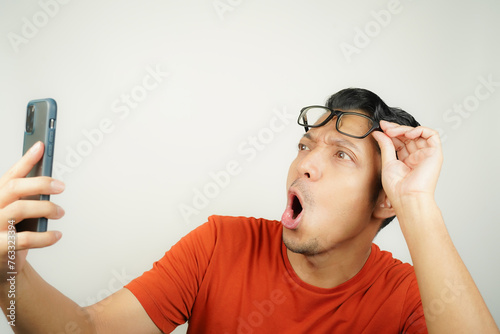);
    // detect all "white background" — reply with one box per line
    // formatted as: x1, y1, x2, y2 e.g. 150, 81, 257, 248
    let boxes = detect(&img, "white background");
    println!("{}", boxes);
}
1, 0, 499, 332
